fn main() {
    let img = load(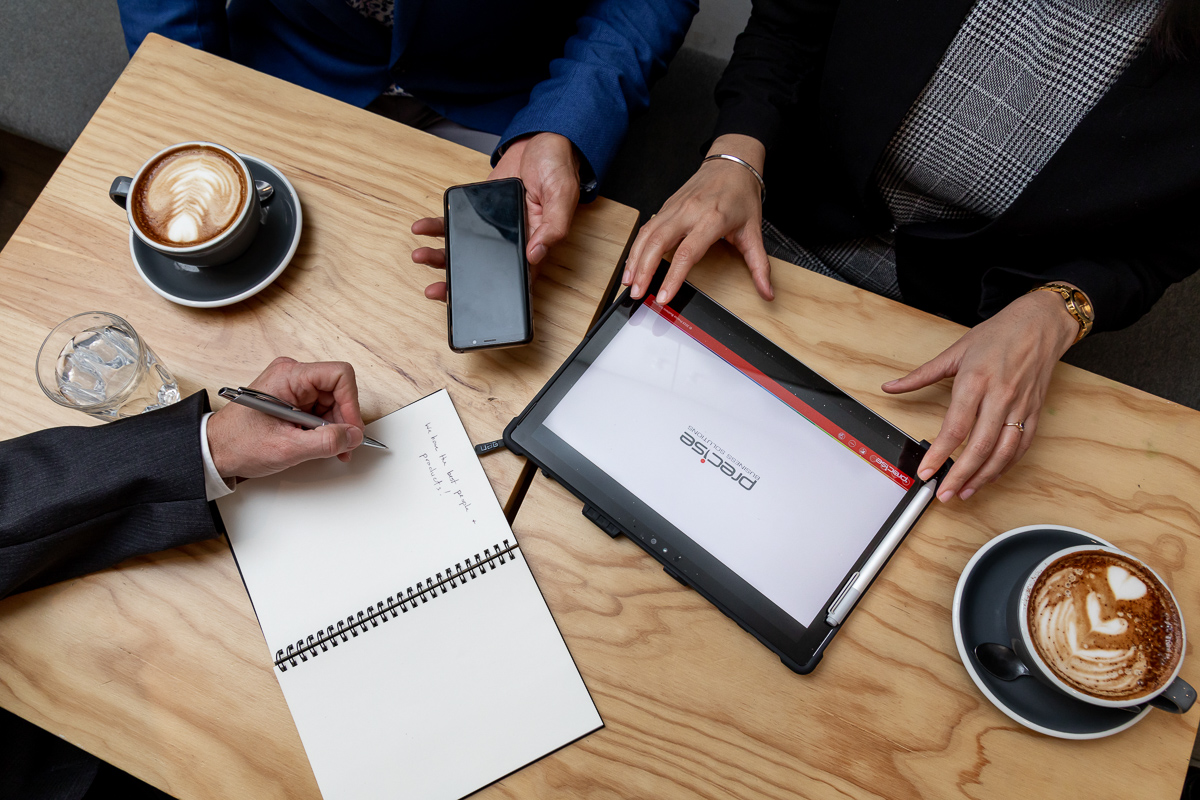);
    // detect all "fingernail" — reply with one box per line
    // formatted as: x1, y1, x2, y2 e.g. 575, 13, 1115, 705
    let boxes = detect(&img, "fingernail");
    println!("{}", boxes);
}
530, 244, 547, 263
960, 488, 975, 500
657, 291, 668, 304
938, 490, 953, 503
622, 269, 631, 286
918, 468, 934, 481
348, 427, 364, 449
883, 379, 898, 387
631, 283, 640, 298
